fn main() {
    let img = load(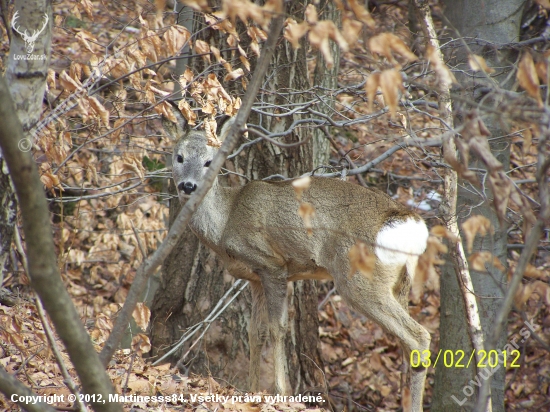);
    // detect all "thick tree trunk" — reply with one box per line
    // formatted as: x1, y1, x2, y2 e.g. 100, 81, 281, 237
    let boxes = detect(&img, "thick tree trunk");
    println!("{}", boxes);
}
150, 0, 336, 394
1, 0, 52, 283
432, 1, 523, 411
